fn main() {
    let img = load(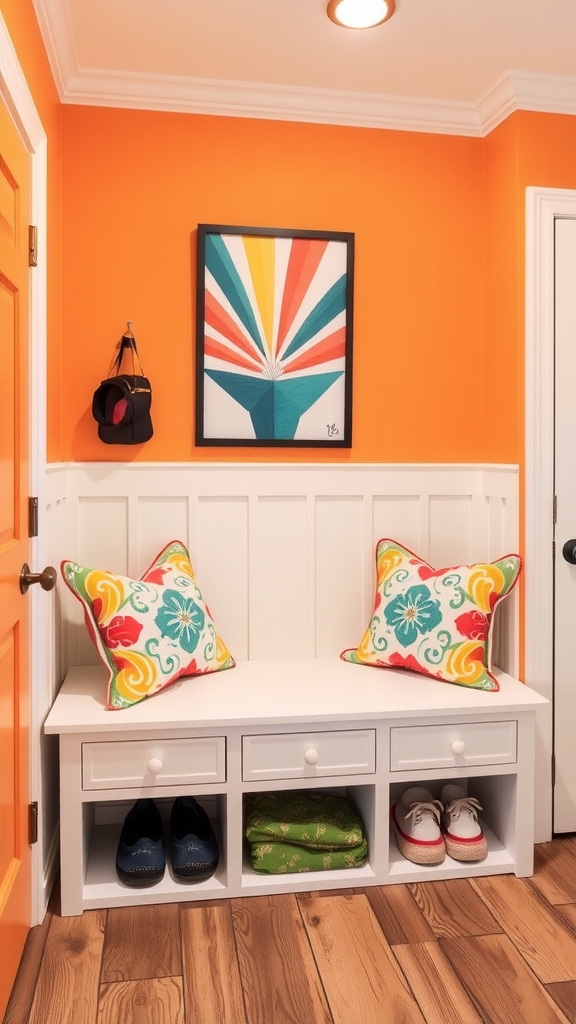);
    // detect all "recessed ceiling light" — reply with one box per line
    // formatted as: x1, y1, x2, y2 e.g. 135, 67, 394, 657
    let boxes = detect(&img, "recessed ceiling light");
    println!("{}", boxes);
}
327, 0, 396, 29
